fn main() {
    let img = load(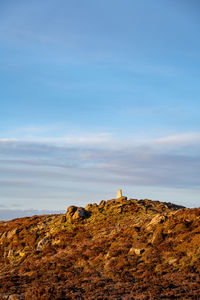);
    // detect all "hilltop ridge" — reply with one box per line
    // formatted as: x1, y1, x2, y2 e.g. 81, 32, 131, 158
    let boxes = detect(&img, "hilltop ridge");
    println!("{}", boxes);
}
0, 197, 200, 299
